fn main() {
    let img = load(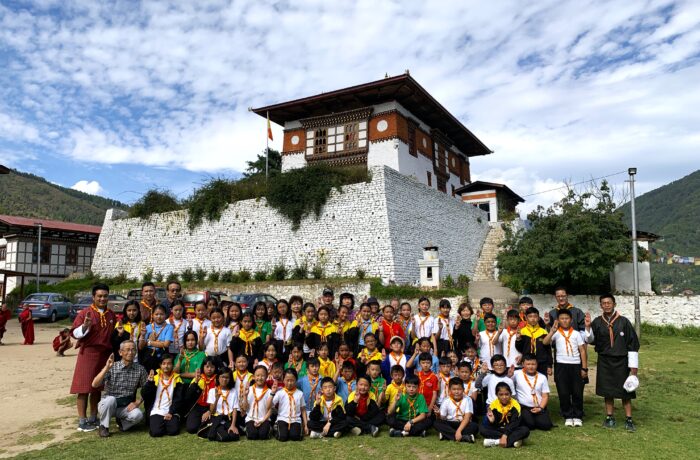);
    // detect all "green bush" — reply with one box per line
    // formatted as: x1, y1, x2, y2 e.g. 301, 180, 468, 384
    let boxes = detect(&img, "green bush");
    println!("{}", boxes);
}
129, 190, 180, 219
254, 270, 268, 282
166, 272, 179, 282
356, 268, 366, 280
113, 272, 128, 285
221, 270, 234, 283
311, 264, 324, 280
208, 270, 220, 282
456, 274, 470, 289
271, 262, 288, 281
181, 268, 195, 282
154, 272, 164, 283
369, 279, 467, 299
291, 261, 309, 280
641, 322, 700, 338
142, 268, 154, 283
185, 179, 237, 231
442, 275, 455, 288
195, 266, 207, 282
238, 270, 252, 282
